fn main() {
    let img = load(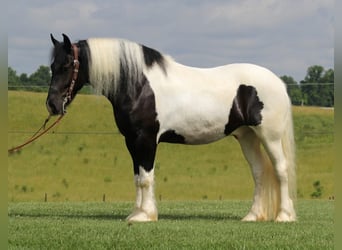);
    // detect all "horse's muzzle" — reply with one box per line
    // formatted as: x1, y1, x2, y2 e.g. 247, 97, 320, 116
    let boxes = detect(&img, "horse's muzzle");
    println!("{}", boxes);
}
46, 97, 65, 115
